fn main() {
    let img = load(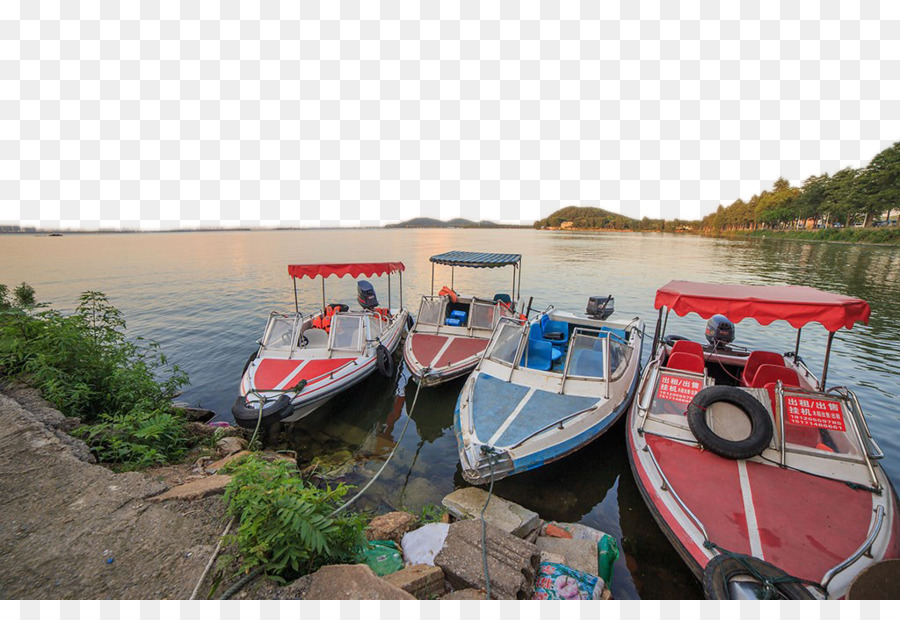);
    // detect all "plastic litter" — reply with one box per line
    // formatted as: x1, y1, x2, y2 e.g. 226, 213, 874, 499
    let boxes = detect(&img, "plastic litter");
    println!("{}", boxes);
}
401, 522, 450, 566
532, 562, 605, 600
360, 540, 404, 577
